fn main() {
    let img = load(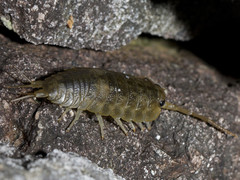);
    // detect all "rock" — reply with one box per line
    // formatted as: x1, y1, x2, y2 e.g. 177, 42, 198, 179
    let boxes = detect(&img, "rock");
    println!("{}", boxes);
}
1, 0, 239, 51
0, 144, 125, 180
0, 34, 240, 179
